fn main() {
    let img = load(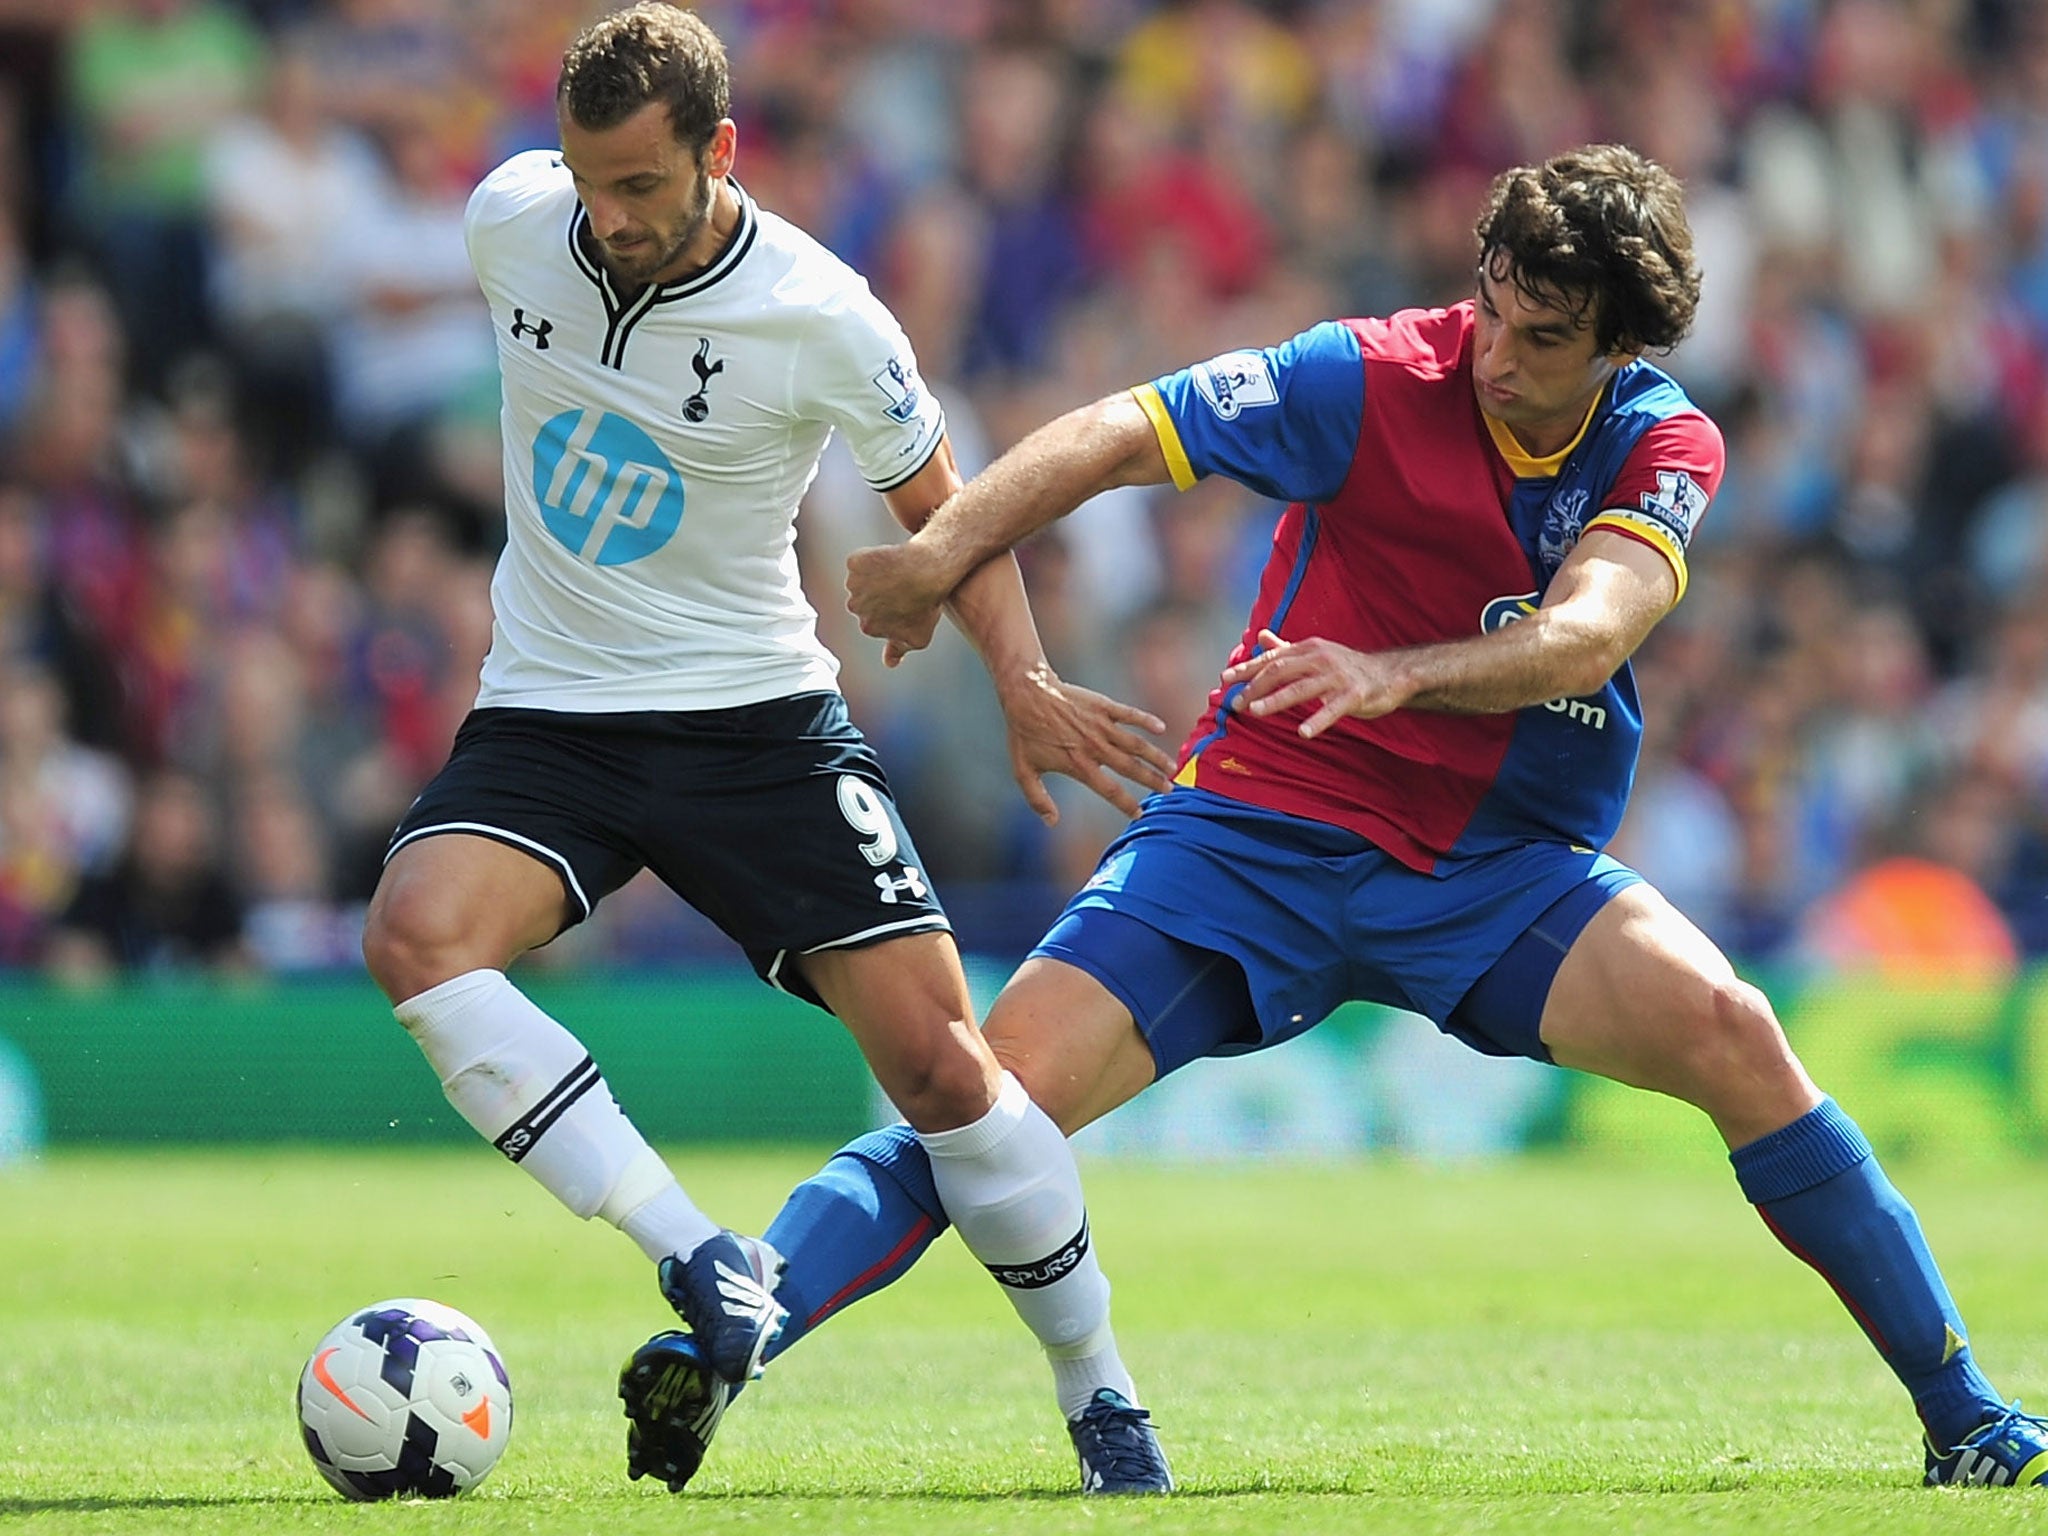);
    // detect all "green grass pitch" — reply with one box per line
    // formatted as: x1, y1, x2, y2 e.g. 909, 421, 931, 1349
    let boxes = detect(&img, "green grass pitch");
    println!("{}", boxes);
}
5, 1147, 2045, 1534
